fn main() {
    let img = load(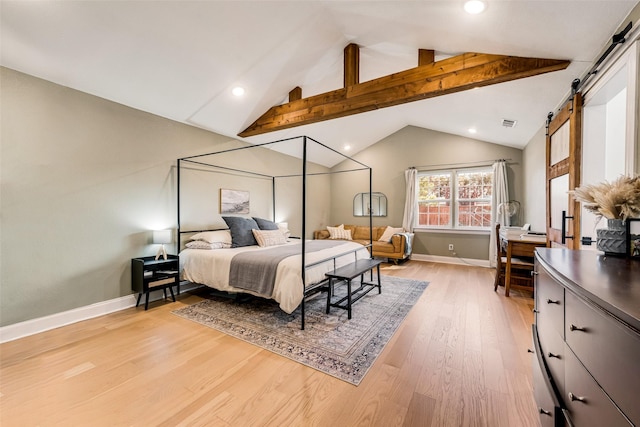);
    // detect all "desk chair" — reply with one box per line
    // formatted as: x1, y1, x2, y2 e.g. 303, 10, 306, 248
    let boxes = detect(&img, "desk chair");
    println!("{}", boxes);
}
494, 224, 535, 295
